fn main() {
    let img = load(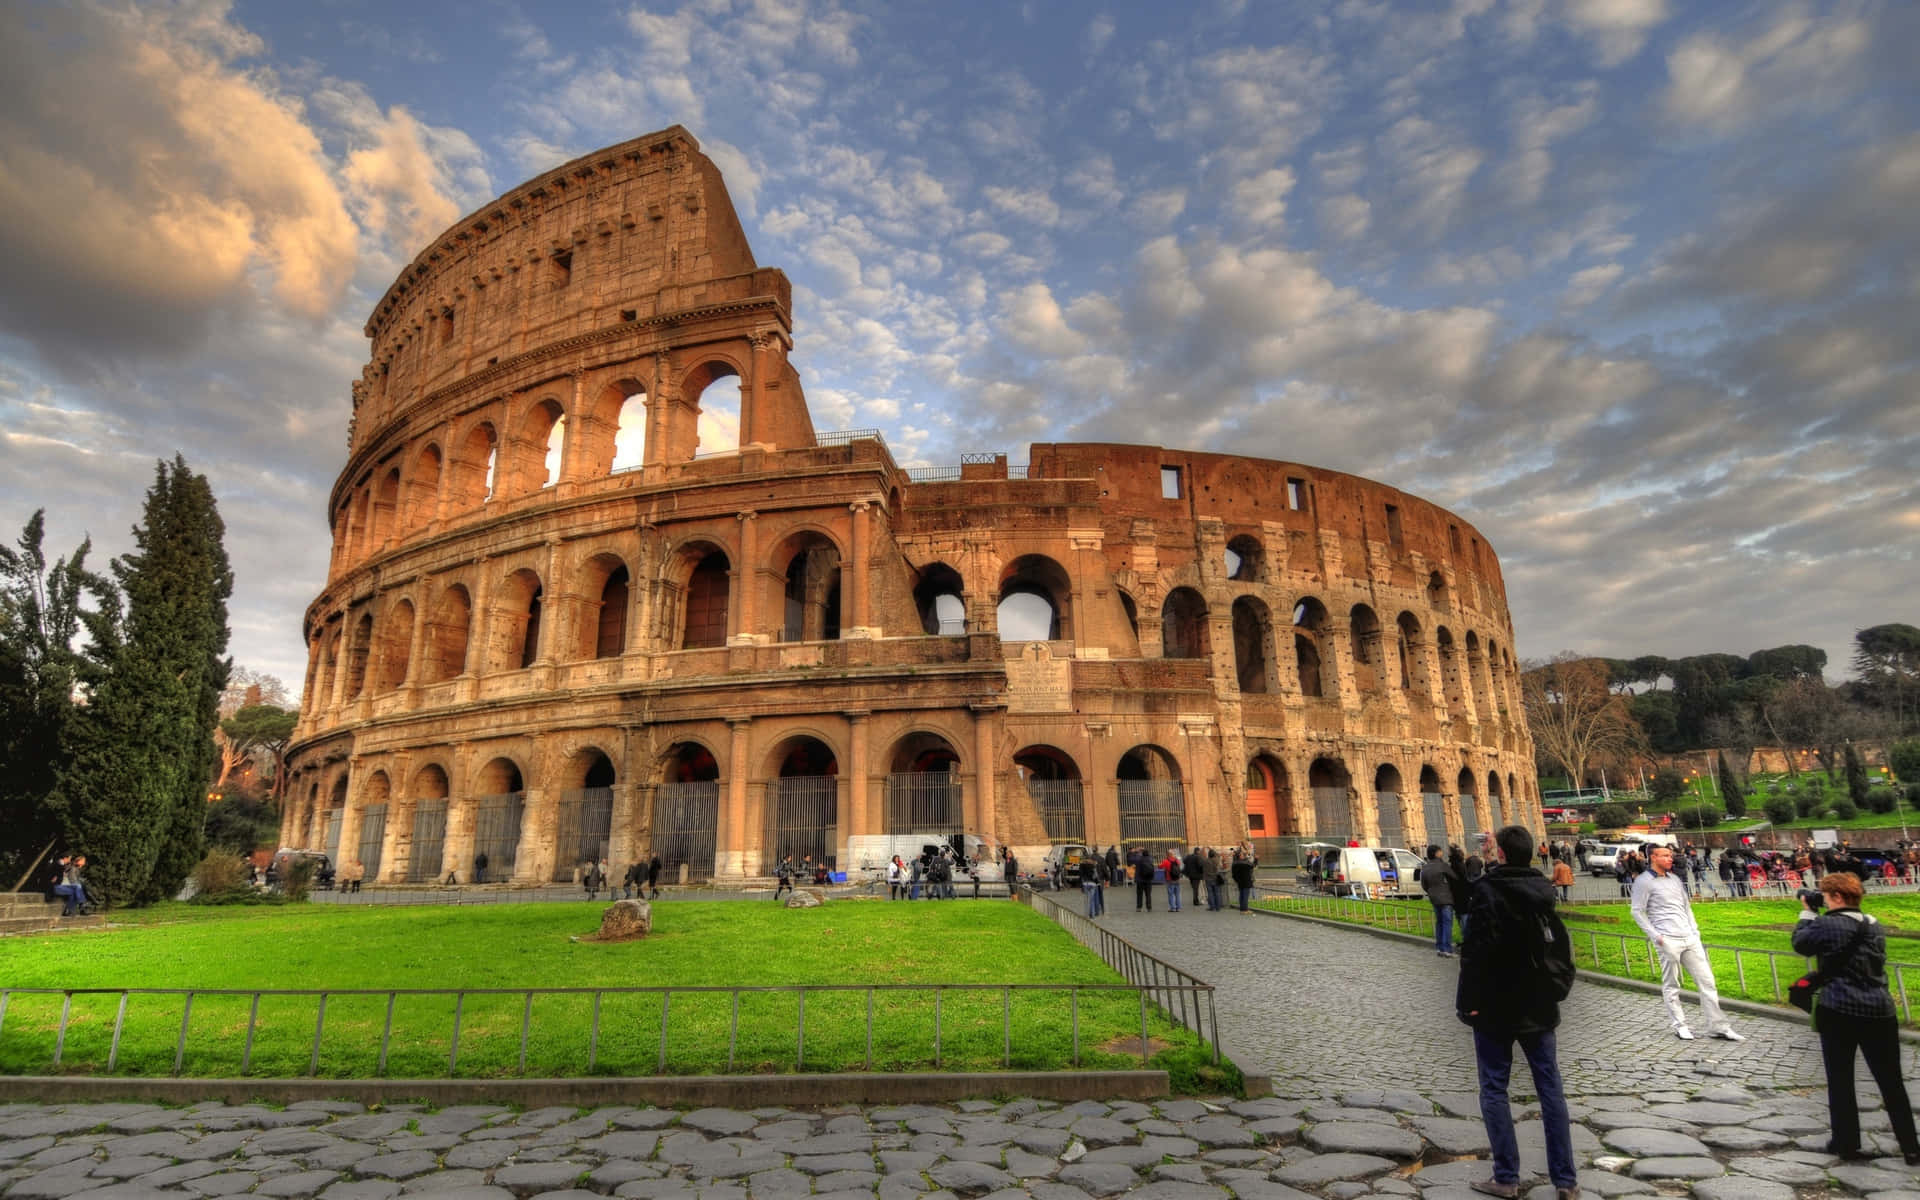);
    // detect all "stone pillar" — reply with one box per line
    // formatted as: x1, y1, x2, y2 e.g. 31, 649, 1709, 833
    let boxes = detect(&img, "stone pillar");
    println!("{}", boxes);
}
1326, 620, 1359, 712
441, 747, 475, 885
401, 594, 429, 697
848, 712, 870, 836
607, 781, 640, 873
515, 735, 558, 883
335, 762, 365, 877
848, 501, 873, 635
1067, 528, 1103, 652
721, 717, 751, 878
468, 557, 494, 688
731, 511, 757, 643
972, 703, 997, 842
326, 628, 351, 717
1422, 637, 1448, 717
